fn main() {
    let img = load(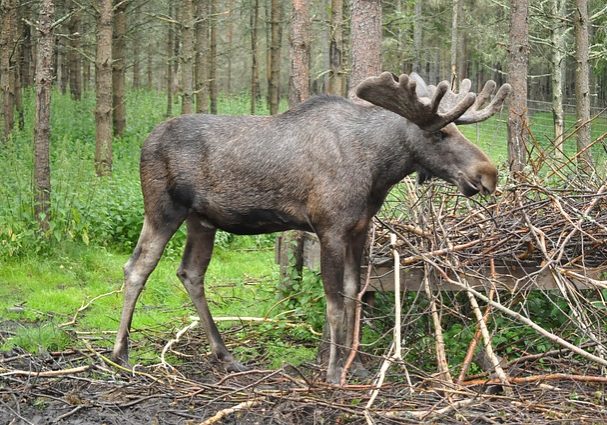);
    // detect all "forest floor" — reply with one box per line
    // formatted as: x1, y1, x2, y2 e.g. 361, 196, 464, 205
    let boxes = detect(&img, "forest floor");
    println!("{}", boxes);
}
2, 325, 606, 425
